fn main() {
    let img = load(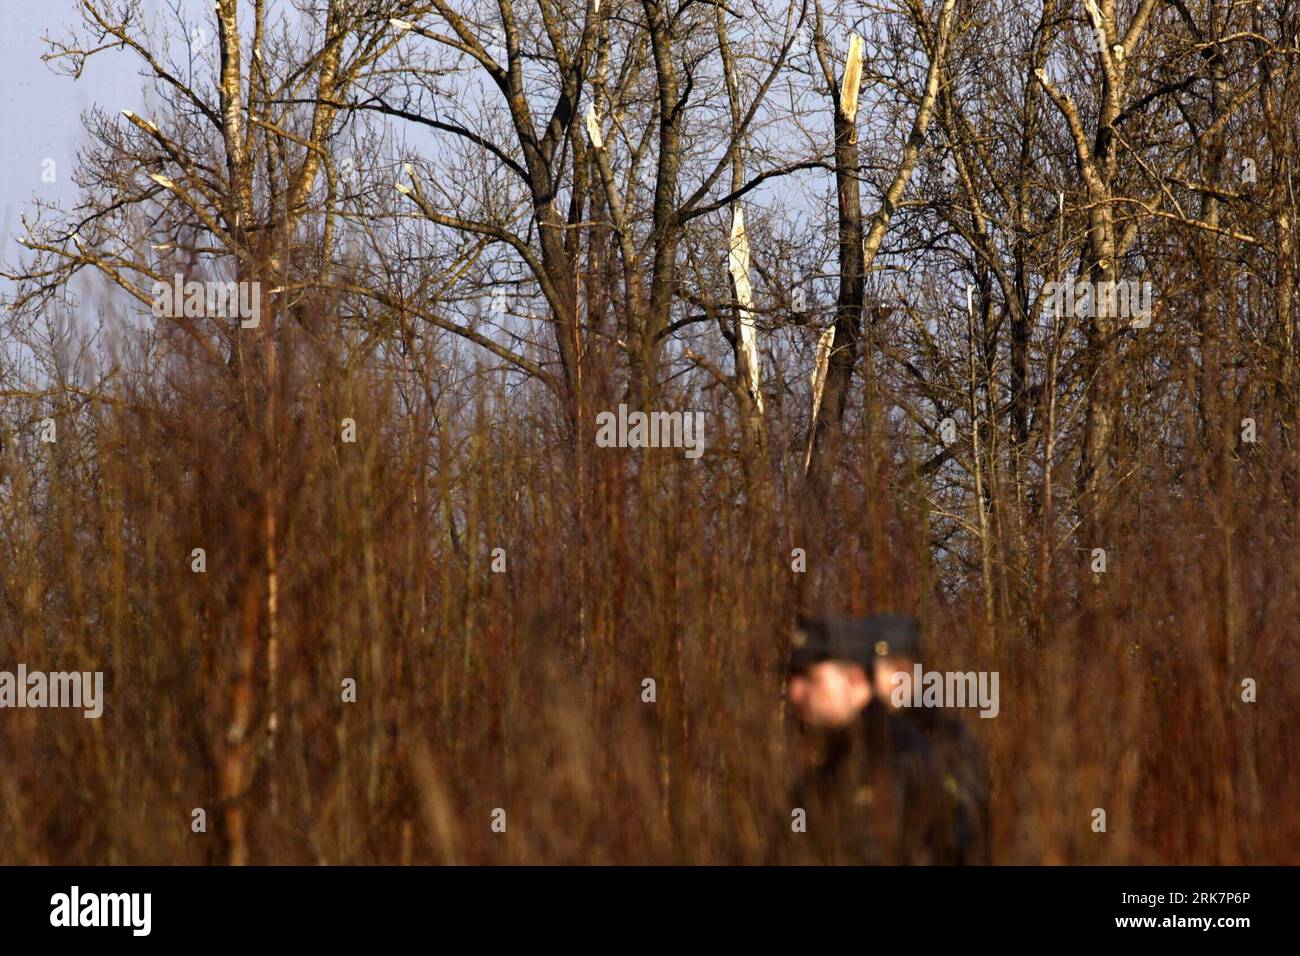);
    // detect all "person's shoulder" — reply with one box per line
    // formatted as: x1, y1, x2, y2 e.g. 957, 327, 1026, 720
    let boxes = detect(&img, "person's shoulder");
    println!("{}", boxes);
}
941, 712, 988, 759
920, 707, 980, 745
879, 703, 934, 758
